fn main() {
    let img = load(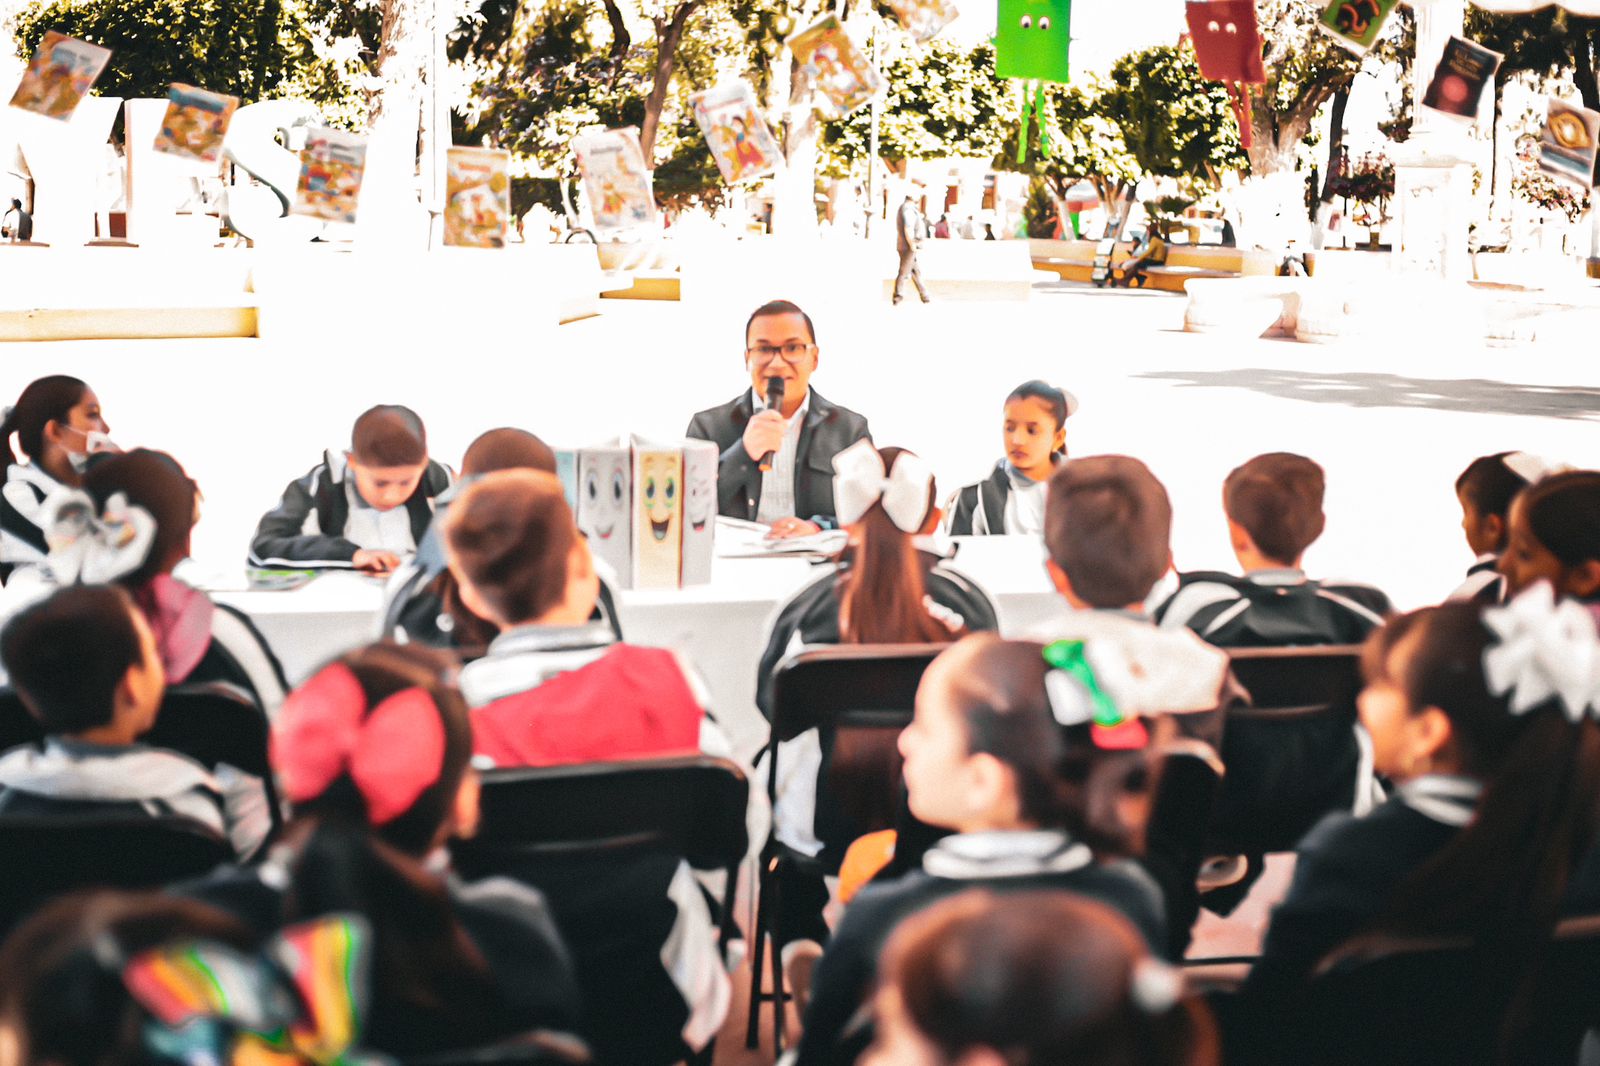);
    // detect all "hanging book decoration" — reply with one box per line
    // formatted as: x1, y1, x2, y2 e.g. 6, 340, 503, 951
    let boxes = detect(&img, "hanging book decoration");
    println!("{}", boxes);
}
995, 0, 1072, 161
573, 128, 657, 232
1317, 0, 1400, 55
1536, 97, 1600, 189
8, 31, 112, 121
691, 82, 782, 185
153, 84, 240, 165
1185, 1, 1266, 149
1420, 37, 1502, 123
292, 127, 368, 224
444, 146, 511, 247
885, 0, 960, 43
787, 16, 882, 117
